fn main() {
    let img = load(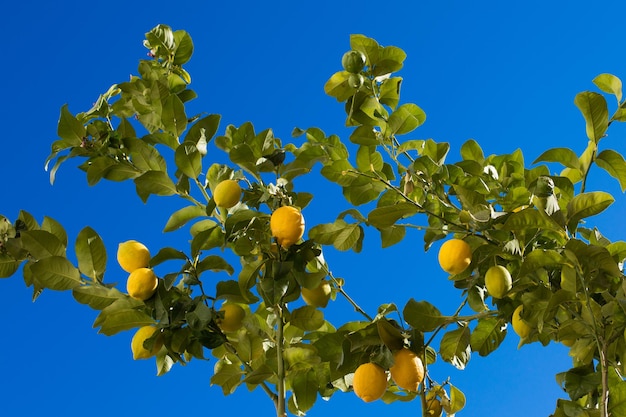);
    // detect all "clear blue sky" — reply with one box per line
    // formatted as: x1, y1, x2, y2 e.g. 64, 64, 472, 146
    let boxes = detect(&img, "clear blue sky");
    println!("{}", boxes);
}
3, 1, 626, 416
